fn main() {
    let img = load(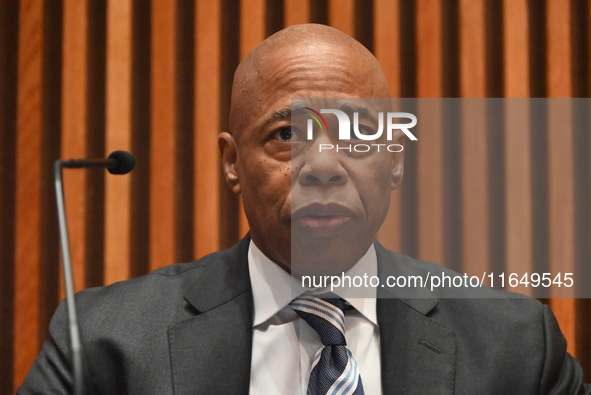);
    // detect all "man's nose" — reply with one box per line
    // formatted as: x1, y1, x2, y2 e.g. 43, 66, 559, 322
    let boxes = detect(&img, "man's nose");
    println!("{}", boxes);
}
297, 140, 348, 186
